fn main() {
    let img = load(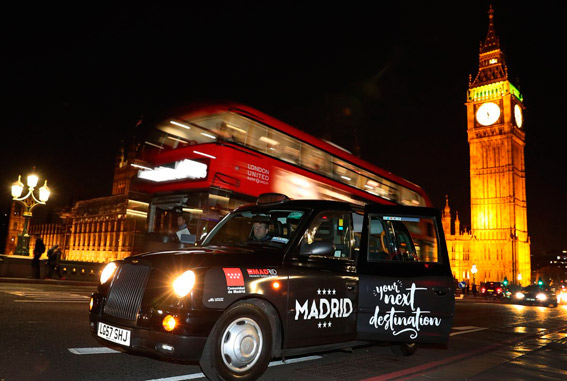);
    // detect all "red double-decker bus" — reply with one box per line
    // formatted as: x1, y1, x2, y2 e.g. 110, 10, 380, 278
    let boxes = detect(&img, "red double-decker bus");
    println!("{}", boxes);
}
130, 102, 431, 246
